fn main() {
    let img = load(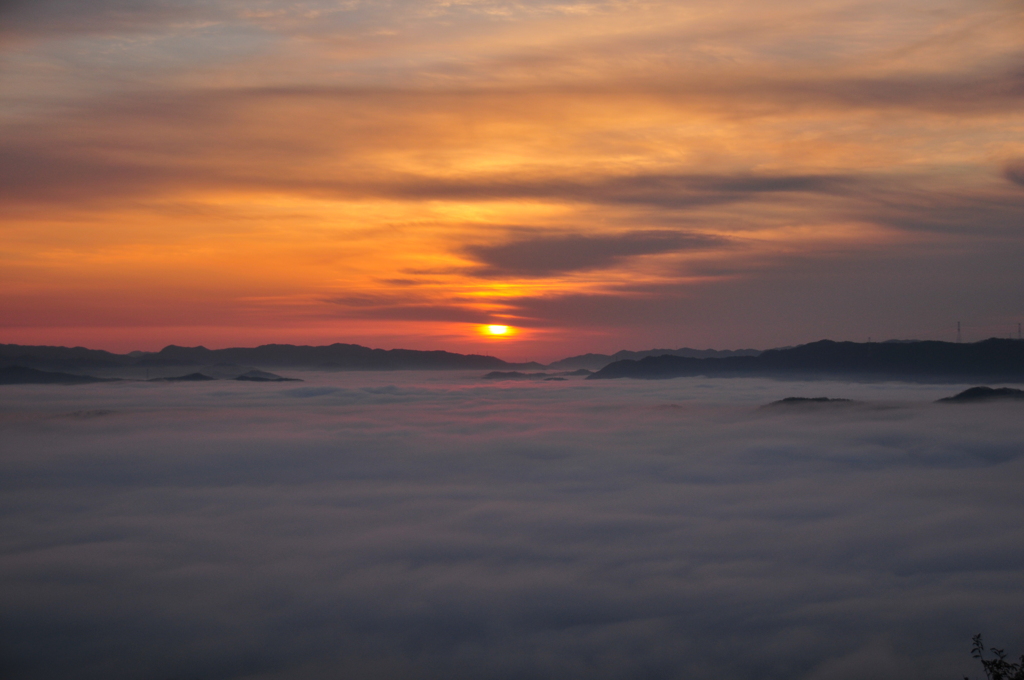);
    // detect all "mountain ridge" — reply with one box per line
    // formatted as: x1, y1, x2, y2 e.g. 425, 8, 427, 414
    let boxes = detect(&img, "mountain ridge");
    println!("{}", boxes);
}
7, 338, 1019, 381
0, 342, 544, 372
588, 338, 1024, 382
547, 347, 761, 371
